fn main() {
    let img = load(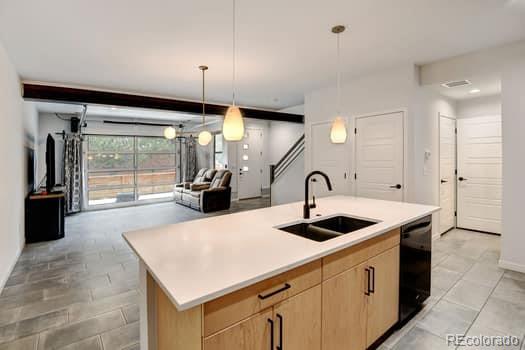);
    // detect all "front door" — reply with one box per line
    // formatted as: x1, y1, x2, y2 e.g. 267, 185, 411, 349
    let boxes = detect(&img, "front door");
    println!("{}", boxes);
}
457, 116, 502, 234
238, 128, 263, 199
355, 112, 404, 201
439, 115, 457, 234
